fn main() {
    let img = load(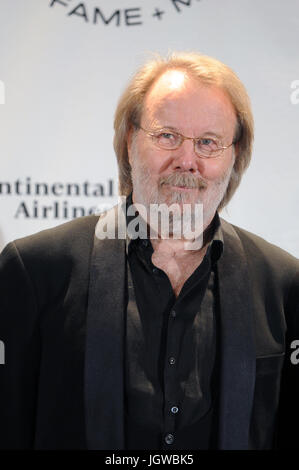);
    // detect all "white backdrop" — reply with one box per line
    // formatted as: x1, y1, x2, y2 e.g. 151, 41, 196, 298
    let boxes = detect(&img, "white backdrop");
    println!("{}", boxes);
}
0, 0, 298, 256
